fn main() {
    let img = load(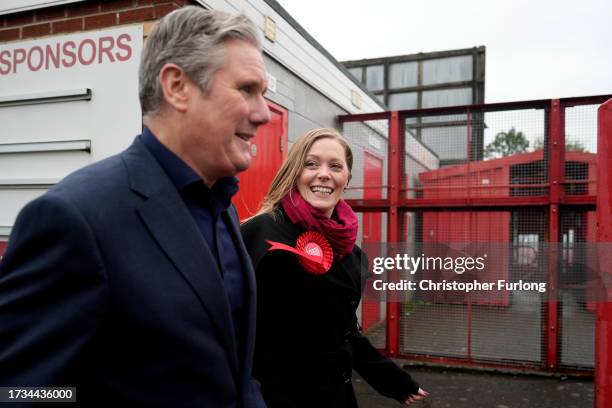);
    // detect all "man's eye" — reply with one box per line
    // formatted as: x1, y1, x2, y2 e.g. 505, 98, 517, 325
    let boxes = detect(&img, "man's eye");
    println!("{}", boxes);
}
240, 86, 254, 95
